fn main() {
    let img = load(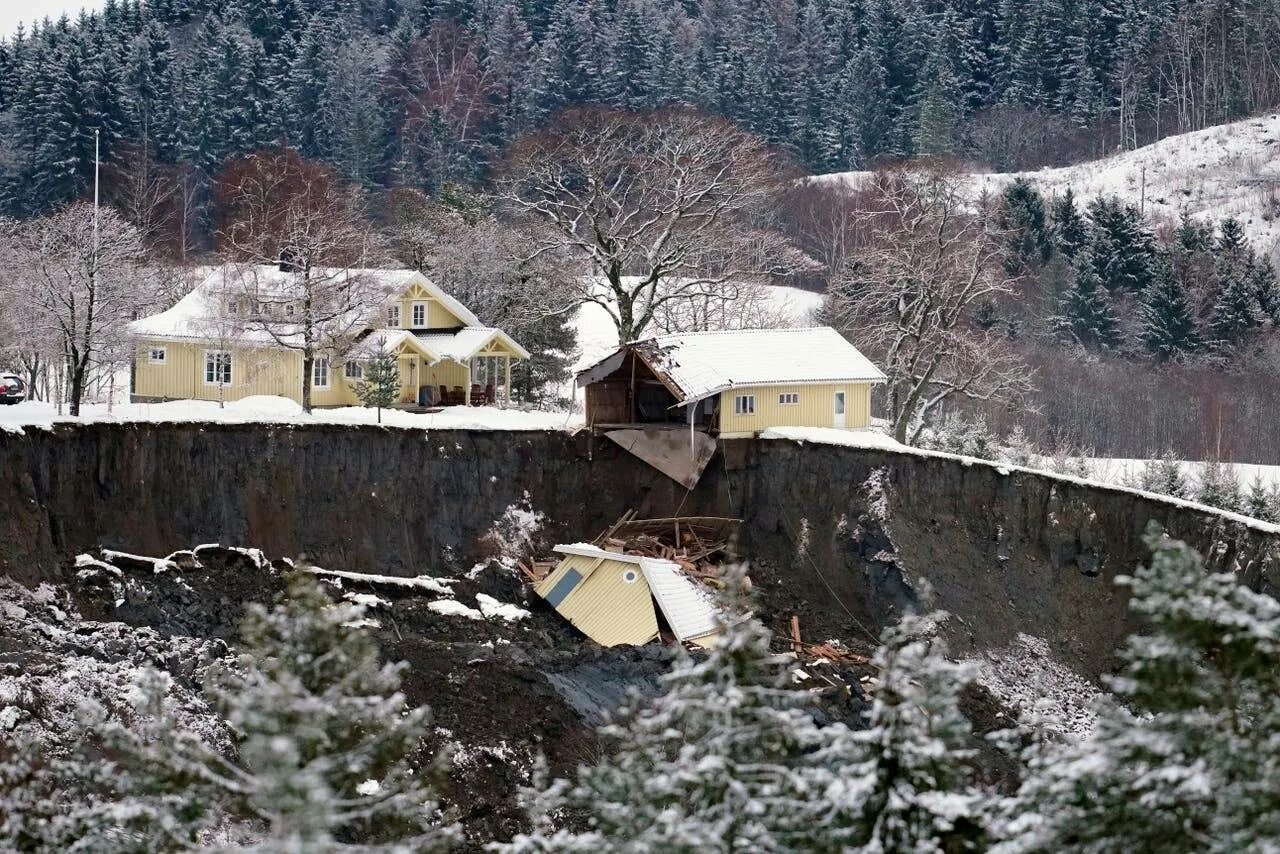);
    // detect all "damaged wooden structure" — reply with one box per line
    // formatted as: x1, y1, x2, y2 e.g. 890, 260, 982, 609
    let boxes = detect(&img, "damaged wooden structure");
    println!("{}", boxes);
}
533, 543, 722, 648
